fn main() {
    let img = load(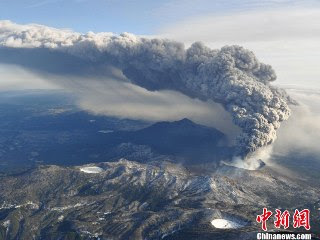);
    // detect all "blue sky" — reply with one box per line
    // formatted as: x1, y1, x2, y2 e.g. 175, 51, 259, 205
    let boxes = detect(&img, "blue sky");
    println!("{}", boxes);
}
0, 0, 317, 34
